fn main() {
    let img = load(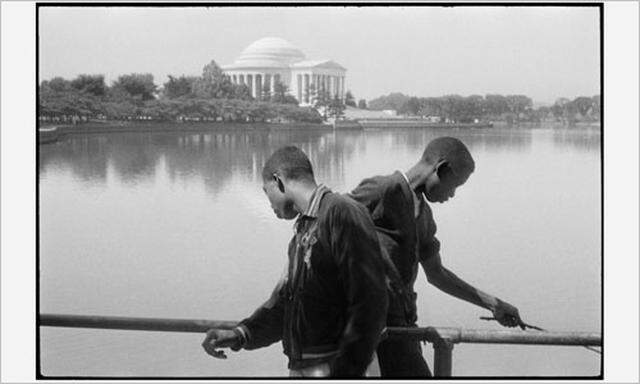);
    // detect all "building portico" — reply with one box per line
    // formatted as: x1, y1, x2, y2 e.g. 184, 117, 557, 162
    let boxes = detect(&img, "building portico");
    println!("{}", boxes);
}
221, 37, 347, 106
